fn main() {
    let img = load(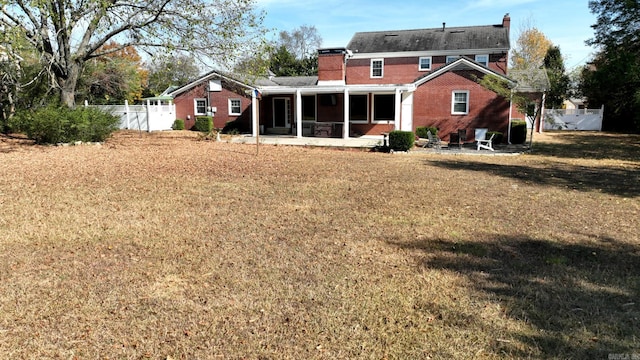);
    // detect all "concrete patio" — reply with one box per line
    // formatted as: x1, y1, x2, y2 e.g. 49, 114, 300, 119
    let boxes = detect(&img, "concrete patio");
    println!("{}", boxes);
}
225, 135, 529, 155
